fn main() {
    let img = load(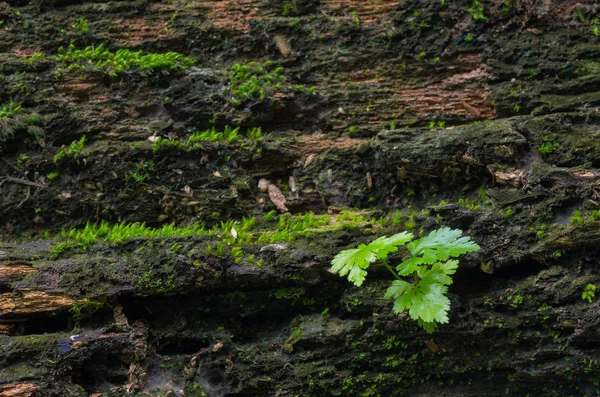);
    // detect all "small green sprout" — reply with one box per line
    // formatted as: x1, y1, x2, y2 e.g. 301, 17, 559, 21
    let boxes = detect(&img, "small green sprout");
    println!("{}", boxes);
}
582, 284, 596, 303
569, 209, 584, 225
